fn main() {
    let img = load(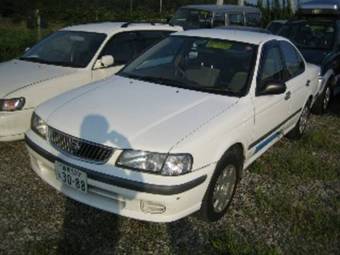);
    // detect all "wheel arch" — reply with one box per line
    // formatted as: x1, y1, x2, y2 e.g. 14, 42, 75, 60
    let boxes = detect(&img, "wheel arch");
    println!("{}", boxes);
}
216, 142, 246, 178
